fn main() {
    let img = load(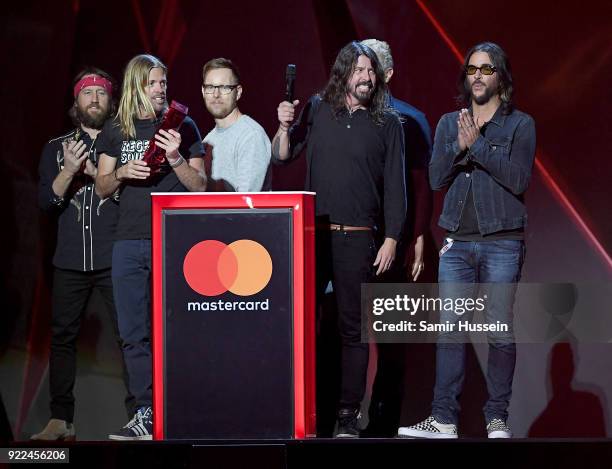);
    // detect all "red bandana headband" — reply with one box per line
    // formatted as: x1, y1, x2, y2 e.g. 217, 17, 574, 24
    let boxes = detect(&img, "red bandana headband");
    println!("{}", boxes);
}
73, 75, 113, 98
